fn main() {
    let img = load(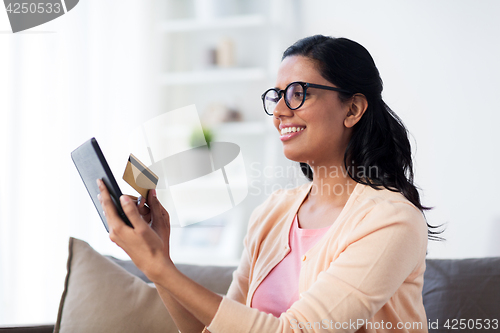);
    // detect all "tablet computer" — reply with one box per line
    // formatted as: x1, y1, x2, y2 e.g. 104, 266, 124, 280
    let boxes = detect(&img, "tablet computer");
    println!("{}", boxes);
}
71, 137, 133, 232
